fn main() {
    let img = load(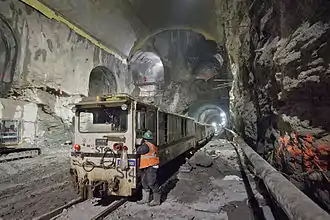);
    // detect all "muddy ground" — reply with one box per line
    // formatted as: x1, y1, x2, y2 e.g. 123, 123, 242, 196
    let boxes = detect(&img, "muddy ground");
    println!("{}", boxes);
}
0, 139, 266, 220
0, 148, 78, 220
108, 139, 263, 220
55, 139, 265, 220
